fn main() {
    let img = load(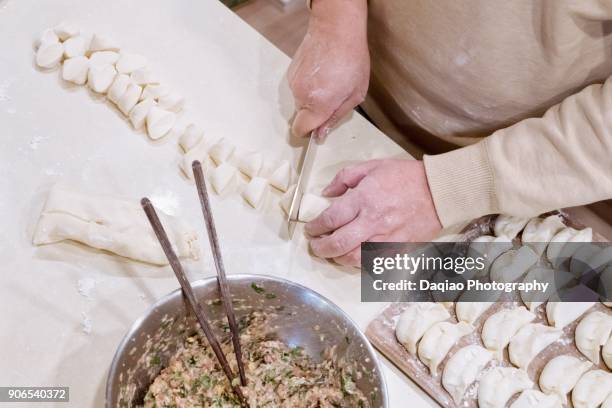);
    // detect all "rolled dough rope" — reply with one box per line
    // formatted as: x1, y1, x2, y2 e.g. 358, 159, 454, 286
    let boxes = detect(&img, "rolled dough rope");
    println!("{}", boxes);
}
146, 106, 175, 140
62, 56, 89, 85
116, 53, 147, 74
87, 64, 117, 94
36, 42, 64, 69
87, 33, 120, 54
89, 51, 119, 66
178, 124, 204, 153
62, 34, 88, 58
129, 98, 155, 130
242, 177, 269, 209
32, 186, 199, 265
